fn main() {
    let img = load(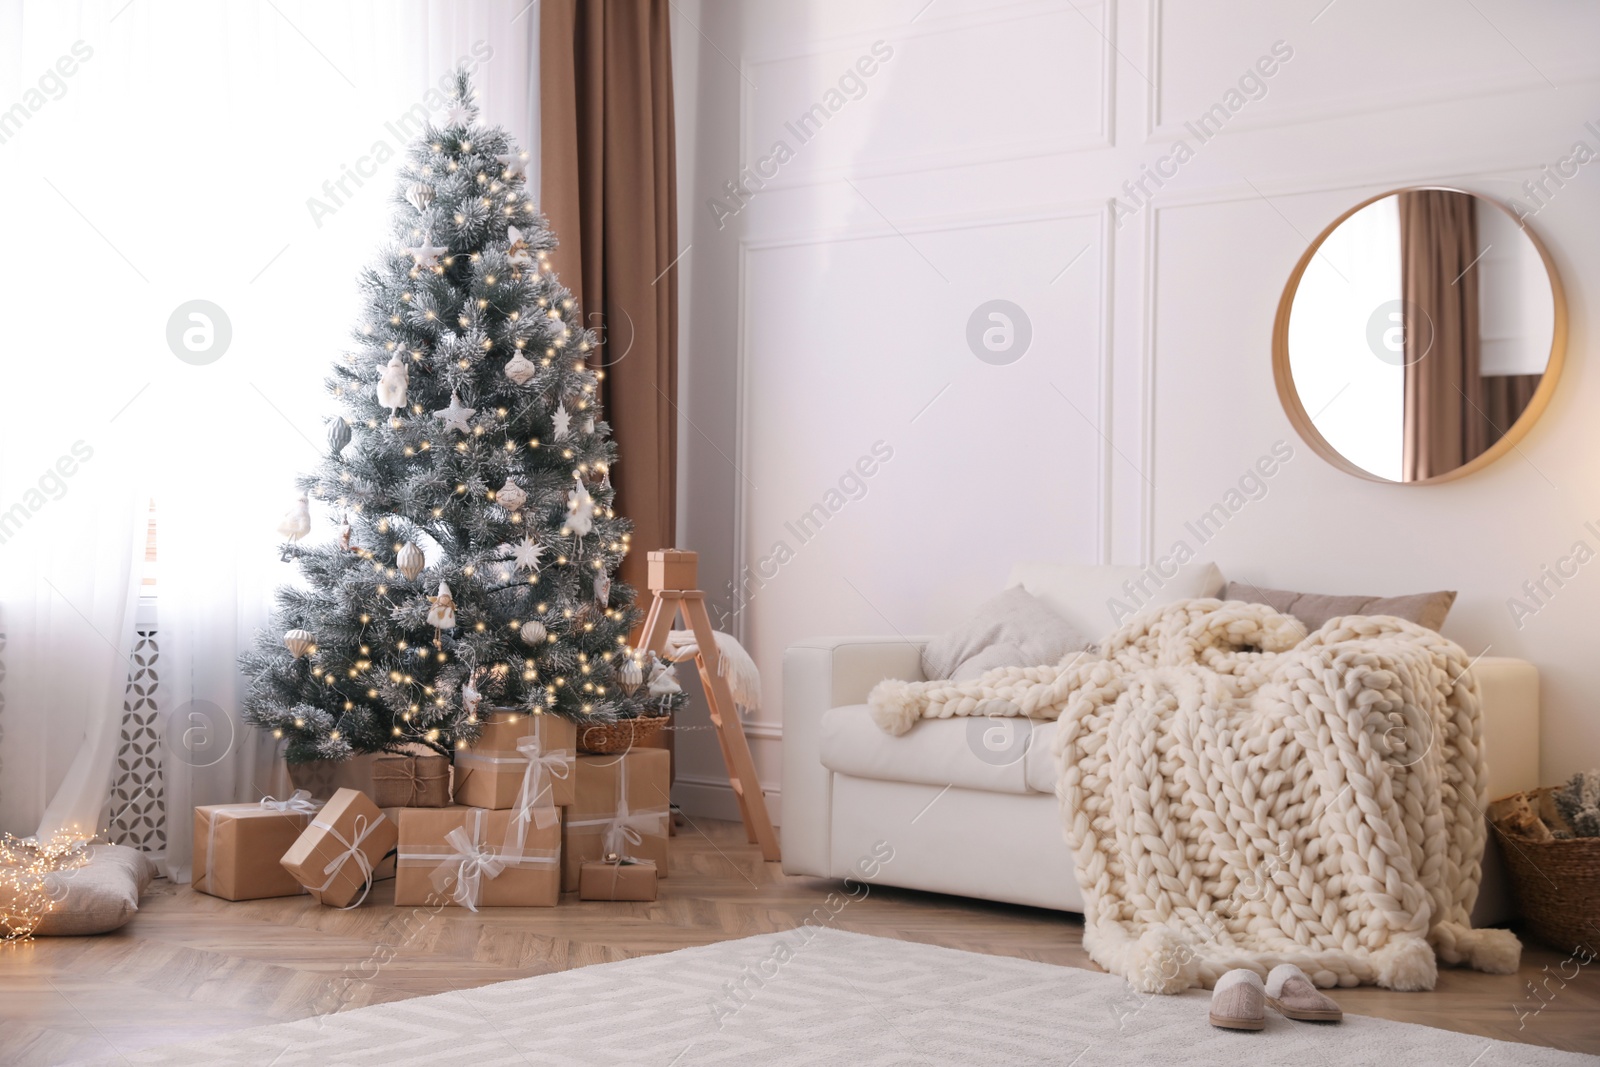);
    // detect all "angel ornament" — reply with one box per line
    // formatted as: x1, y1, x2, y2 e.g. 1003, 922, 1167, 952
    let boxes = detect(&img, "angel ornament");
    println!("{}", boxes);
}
376, 353, 409, 414
565, 476, 596, 554
276, 492, 311, 562
462, 668, 485, 722
427, 581, 457, 642
506, 225, 535, 269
